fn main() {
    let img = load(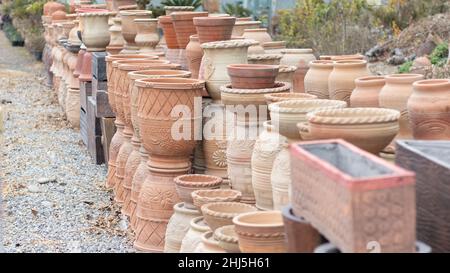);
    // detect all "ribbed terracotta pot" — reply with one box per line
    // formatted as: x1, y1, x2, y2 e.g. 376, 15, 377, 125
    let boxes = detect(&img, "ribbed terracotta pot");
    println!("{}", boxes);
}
180, 216, 211, 253
350, 76, 385, 108
79, 11, 112, 51
265, 93, 317, 104
159, 15, 179, 49
271, 144, 291, 210
304, 60, 334, 99
174, 174, 223, 209
231, 20, 261, 36
227, 64, 279, 89
233, 211, 286, 253
121, 136, 141, 215
134, 18, 160, 54
214, 225, 240, 253
280, 49, 316, 93
201, 202, 257, 231
192, 189, 242, 211
120, 10, 153, 53
408, 79, 450, 140
193, 16, 236, 44
194, 231, 226, 253
186, 35, 202, 79
170, 12, 209, 49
